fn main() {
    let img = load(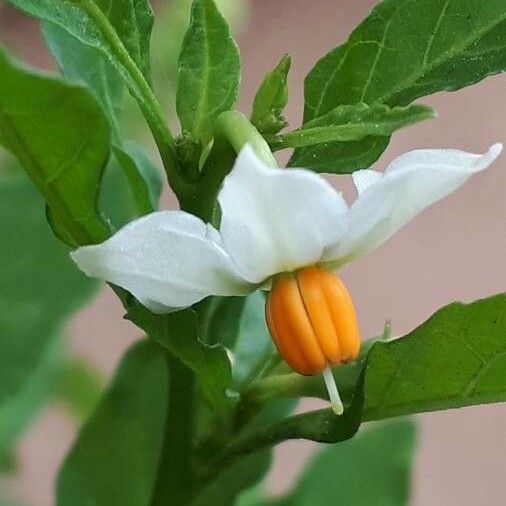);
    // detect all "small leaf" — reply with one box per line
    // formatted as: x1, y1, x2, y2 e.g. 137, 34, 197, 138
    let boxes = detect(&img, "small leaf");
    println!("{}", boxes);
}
0, 49, 111, 245
126, 304, 235, 410
277, 420, 417, 506
251, 55, 291, 135
296, 0, 506, 173
278, 103, 434, 153
176, 0, 241, 142
57, 340, 169, 506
